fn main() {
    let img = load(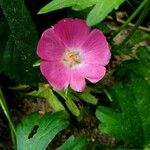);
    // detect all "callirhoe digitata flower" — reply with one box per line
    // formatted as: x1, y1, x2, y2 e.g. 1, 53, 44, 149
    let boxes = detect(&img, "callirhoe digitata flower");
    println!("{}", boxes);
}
37, 18, 111, 92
